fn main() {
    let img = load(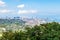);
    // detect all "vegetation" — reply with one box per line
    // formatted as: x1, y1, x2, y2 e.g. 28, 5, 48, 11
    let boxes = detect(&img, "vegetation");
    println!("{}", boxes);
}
0, 22, 60, 40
